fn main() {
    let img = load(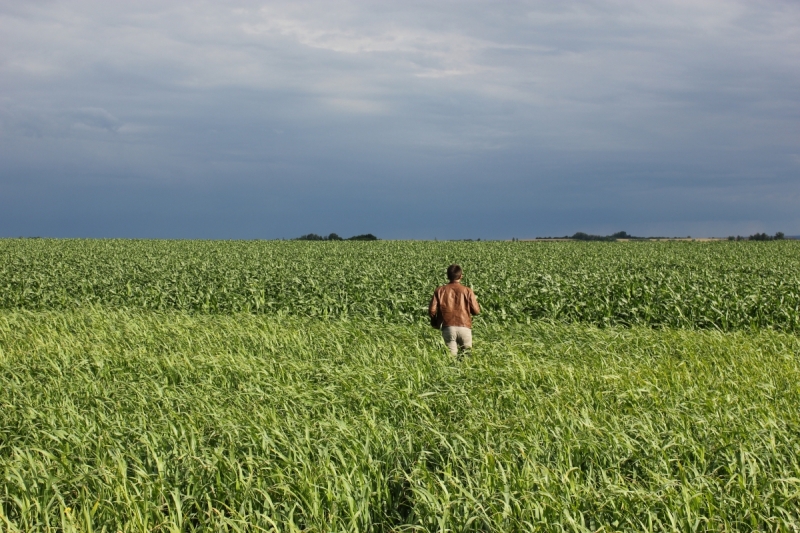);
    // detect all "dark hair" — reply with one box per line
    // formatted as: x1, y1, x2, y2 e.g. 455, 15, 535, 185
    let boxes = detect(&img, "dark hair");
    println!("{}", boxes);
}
447, 264, 463, 281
